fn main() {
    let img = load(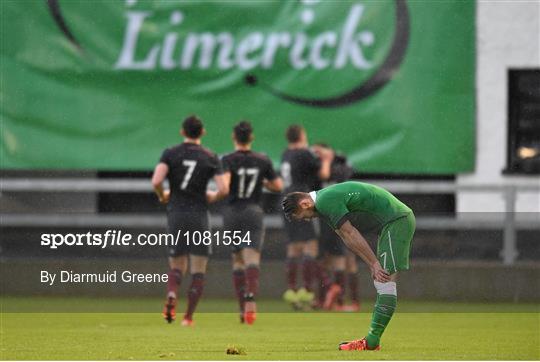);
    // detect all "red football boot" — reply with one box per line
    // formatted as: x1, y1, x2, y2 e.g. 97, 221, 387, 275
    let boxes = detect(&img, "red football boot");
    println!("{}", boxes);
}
162, 297, 176, 323
180, 317, 194, 327
338, 338, 380, 351
243, 301, 257, 325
